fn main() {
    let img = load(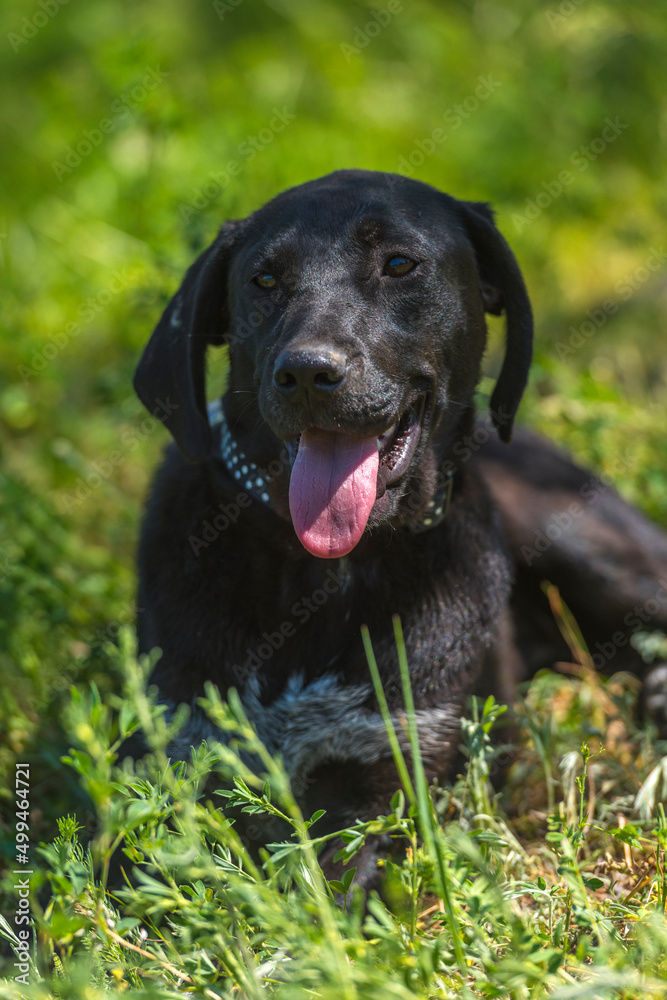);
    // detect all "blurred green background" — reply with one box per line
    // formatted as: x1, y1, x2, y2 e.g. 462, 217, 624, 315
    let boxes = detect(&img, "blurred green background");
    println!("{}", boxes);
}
1, 0, 666, 843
